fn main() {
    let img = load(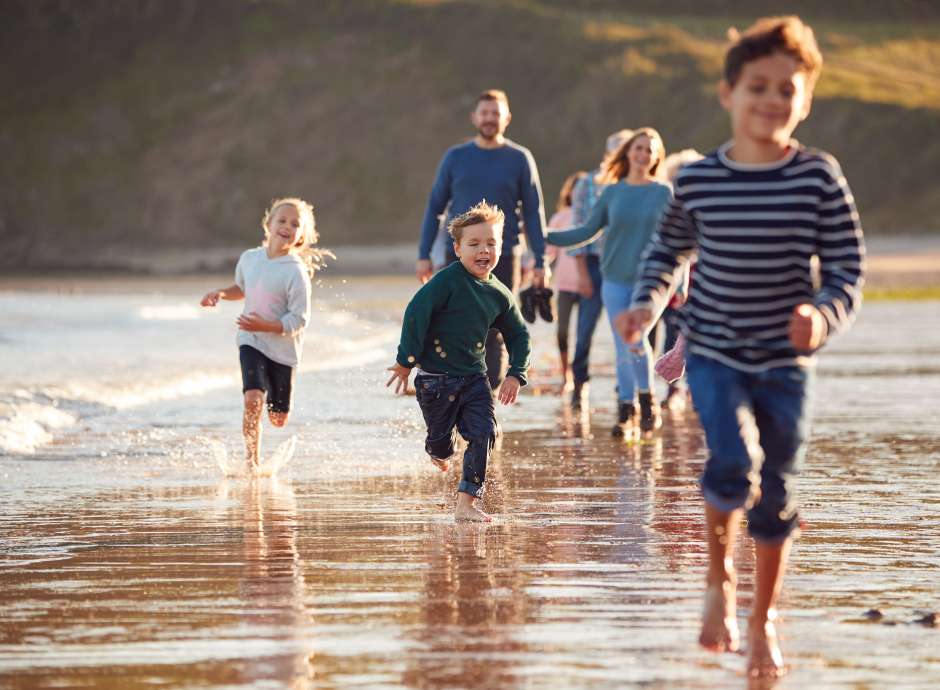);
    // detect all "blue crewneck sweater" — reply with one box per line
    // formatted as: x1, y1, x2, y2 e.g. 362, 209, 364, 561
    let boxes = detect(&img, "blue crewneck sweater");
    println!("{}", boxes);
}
418, 139, 547, 267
